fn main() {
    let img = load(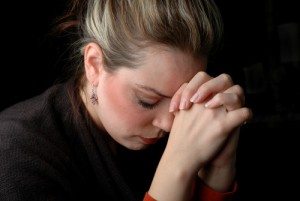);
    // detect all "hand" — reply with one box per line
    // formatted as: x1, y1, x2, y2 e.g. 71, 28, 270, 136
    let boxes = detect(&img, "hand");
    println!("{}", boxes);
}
169, 72, 249, 165
148, 72, 251, 200
169, 72, 243, 112
167, 71, 252, 191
